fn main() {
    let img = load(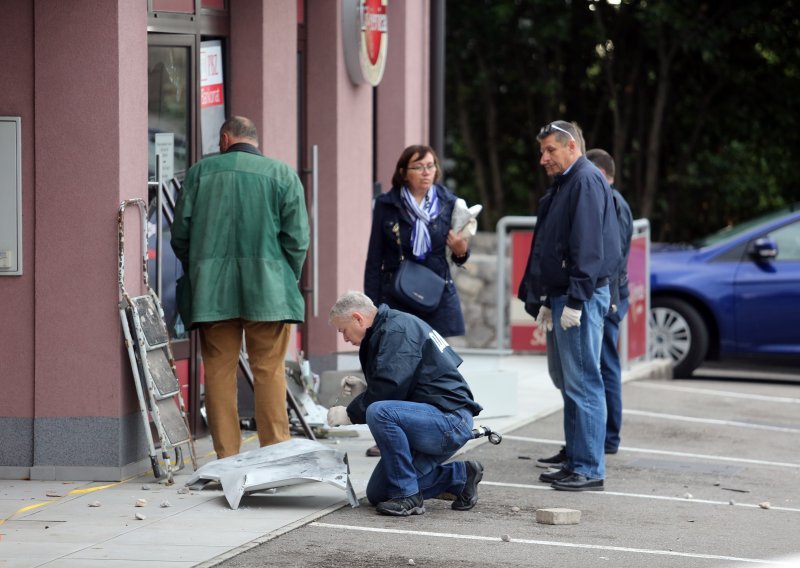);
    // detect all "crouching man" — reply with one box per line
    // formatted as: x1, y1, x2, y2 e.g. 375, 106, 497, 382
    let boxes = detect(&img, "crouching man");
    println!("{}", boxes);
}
327, 291, 484, 517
